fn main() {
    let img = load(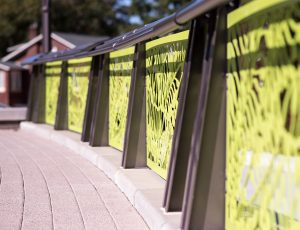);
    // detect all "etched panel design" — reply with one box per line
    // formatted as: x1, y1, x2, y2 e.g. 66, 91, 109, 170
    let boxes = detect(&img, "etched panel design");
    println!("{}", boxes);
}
145, 31, 189, 179
109, 47, 134, 150
45, 61, 62, 125
67, 57, 91, 133
227, 1, 300, 229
